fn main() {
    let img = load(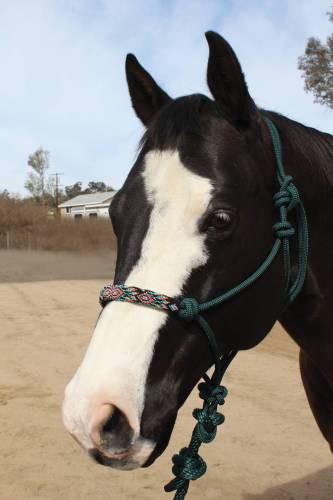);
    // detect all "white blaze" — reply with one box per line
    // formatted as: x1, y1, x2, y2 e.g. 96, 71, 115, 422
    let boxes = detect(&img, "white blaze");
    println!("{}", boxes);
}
62, 150, 213, 461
